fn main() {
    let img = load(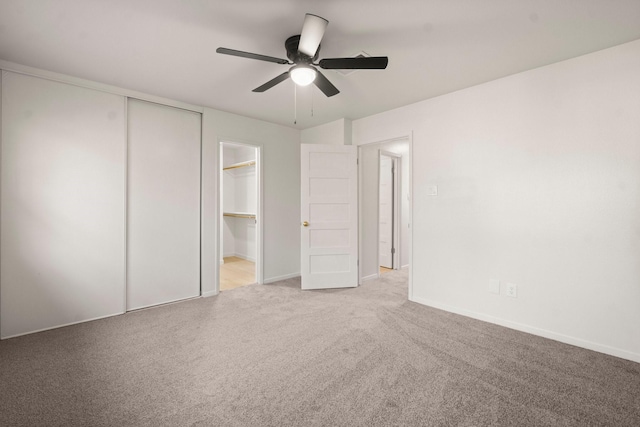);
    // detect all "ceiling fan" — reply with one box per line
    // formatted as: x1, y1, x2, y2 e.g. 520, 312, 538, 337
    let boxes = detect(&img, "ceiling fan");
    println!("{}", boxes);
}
216, 14, 389, 97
